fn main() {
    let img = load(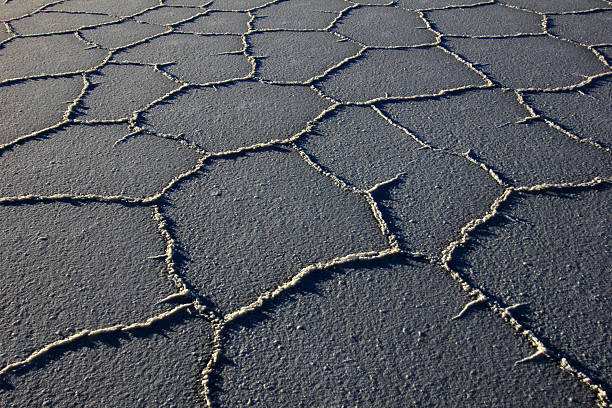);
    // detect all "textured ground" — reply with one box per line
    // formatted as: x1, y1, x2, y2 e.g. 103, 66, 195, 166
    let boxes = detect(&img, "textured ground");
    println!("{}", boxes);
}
0, 0, 611, 407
